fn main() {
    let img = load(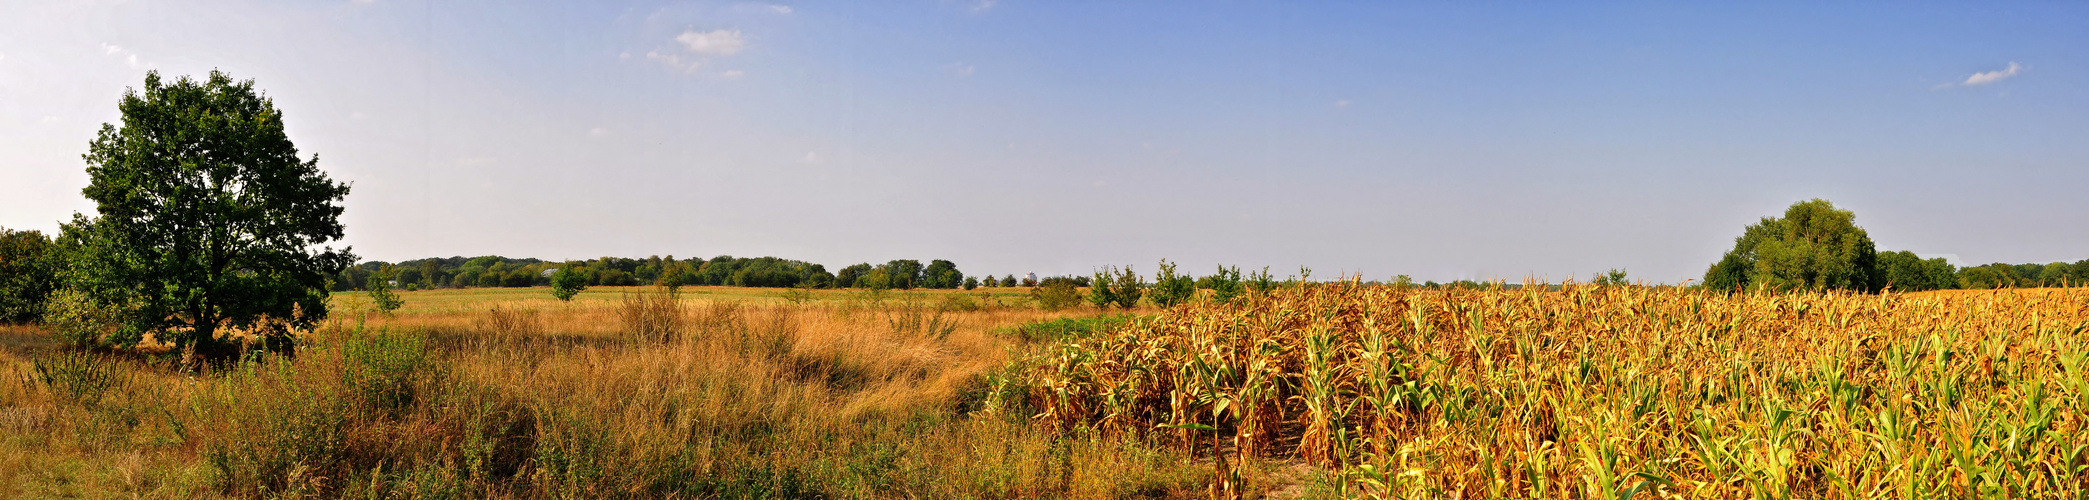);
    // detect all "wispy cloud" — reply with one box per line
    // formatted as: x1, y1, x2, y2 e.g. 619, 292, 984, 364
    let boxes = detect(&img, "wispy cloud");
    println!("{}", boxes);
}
1335, 100, 1352, 108
646, 50, 698, 72
100, 43, 149, 69
1936, 62, 2023, 89
970, 0, 997, 13
944, 62, 975, 77
721, 70, 745, 78
768, 4, 793, 14
588, 128, 610, 137
1962, 62, 2021, 86
677, 29, 746, 56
